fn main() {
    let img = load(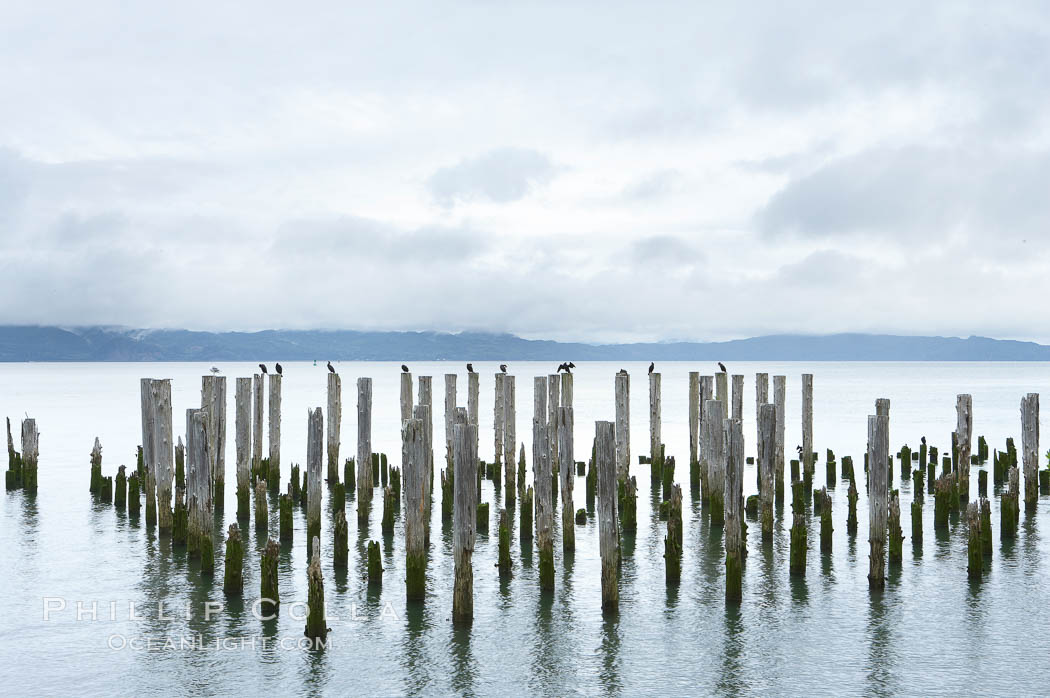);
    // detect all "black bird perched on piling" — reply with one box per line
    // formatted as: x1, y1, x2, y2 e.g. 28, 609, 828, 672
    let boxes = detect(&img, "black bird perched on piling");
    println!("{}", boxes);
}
402, 364, 409, 373
327, 361, 335, 374
617, 368, 628, 376
796, 445, 803, 456
557, 363, 571, 373
499, 364, 507, 373
718, 362, 727, 373
568, 362, 575, 369
467, 363, 474, 373
275, 363, 283, 375
921, 435, 926, 445
648, 362, 655, 375
259, 364, 267, 374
